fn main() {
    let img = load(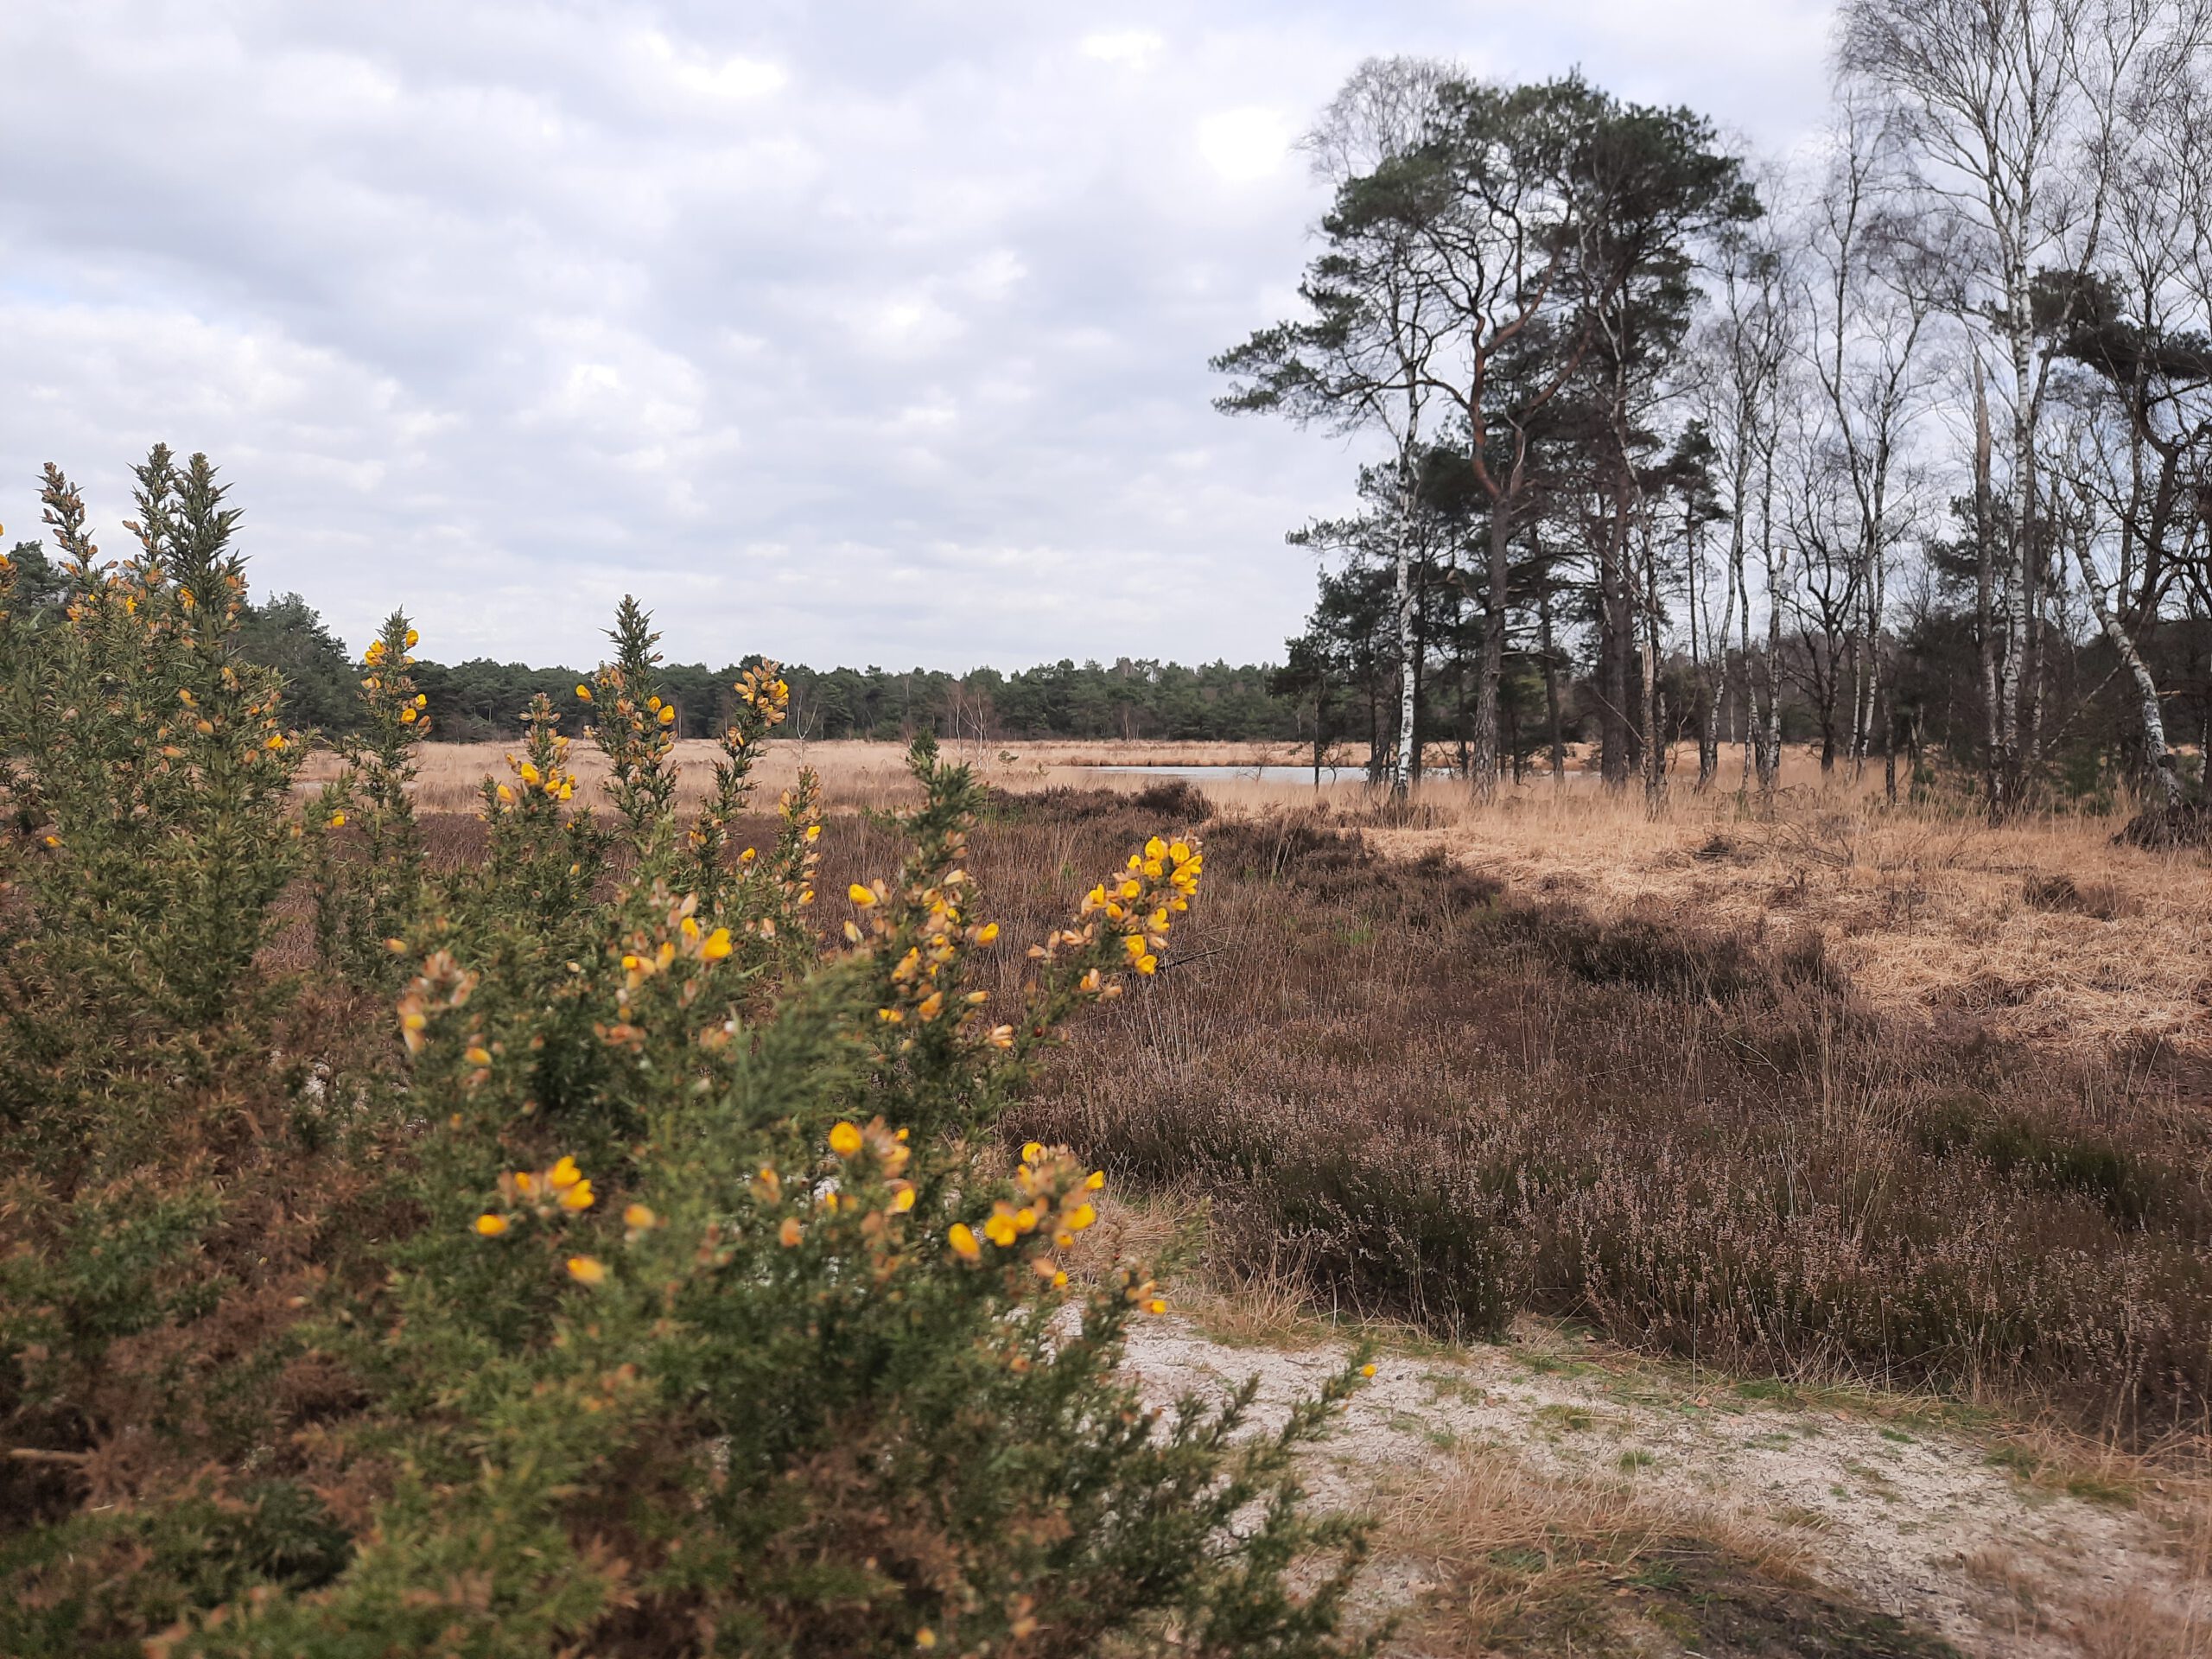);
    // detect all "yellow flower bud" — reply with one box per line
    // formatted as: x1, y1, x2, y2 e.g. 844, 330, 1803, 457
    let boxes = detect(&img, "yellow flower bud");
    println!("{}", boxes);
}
474, 1212, 508, 1236
566, 1255, 607, 1284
